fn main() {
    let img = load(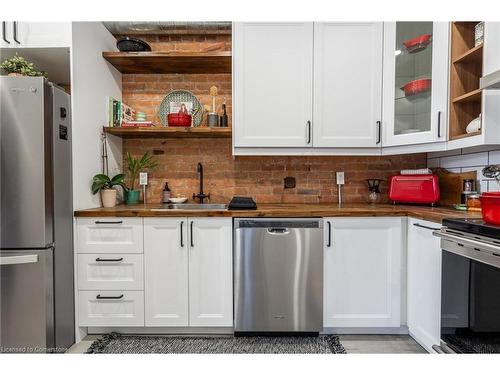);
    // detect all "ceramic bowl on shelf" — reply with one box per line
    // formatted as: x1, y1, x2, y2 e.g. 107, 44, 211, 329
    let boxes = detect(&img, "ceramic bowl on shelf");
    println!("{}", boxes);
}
401, 78, 432, 97
403, 34, 432, 53
169, 197, 188, 203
